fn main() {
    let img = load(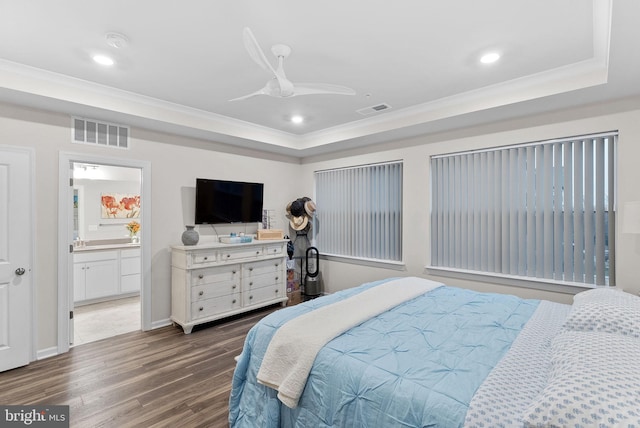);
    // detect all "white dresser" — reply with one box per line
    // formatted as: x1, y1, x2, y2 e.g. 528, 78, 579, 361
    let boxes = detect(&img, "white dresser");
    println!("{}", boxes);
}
171, 239, 288, 333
